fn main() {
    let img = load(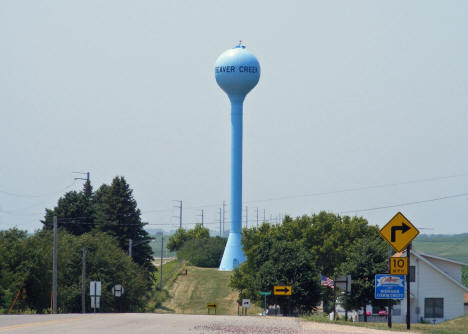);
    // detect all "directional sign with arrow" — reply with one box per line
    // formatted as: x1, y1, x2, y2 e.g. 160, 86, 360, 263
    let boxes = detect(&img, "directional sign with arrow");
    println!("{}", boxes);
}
379, 212, 419, 252
206, 303, 217, 309
274, 286, 292, 296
